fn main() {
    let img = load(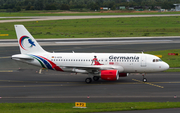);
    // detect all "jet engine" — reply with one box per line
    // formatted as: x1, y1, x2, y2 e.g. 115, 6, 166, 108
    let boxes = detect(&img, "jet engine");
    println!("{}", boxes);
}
100, 70, 119, 81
